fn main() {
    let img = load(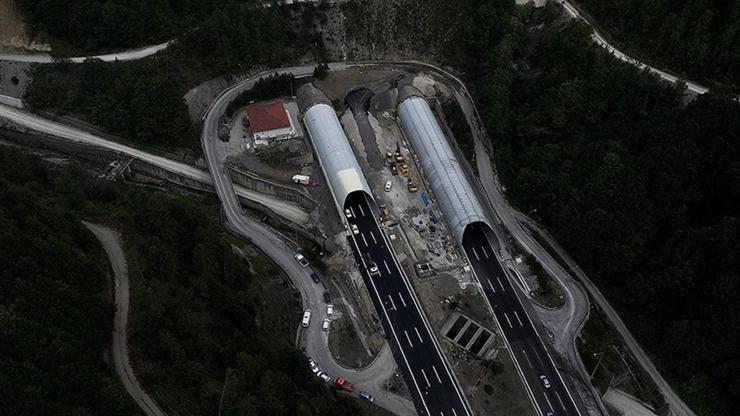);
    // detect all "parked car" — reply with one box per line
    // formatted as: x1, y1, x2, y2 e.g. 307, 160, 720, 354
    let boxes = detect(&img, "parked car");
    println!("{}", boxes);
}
302, 310, 312, 327
319, 372, 331, 383
359, 391, 375, 402
323, 291, 332, 303
384, 180, 393, 192
322, 318, 331, 331
294, 253, 309, 268
540, 375, 551, 389
390, 164, 398, 175
326, 304, 334, 317
311, 272, 321, 284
